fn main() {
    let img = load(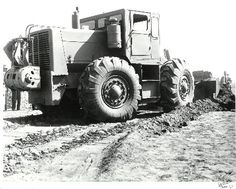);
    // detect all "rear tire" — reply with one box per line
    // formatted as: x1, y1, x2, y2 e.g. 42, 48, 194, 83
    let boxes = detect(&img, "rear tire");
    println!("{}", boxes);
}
160, 59, 194, 111
78, 57, 141, 122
